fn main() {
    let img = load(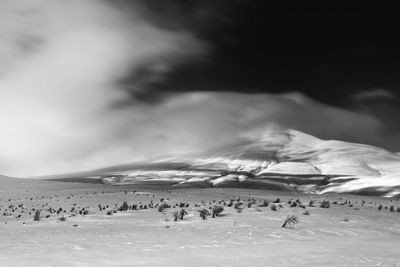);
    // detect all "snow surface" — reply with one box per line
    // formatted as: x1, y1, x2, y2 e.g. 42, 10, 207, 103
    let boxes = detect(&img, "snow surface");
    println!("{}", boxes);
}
1, 178, 400, 266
